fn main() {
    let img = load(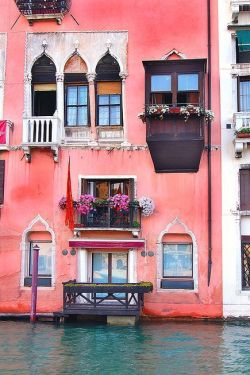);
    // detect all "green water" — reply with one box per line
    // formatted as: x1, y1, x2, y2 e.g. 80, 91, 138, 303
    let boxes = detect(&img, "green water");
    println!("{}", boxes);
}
0, 320, 250, 375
